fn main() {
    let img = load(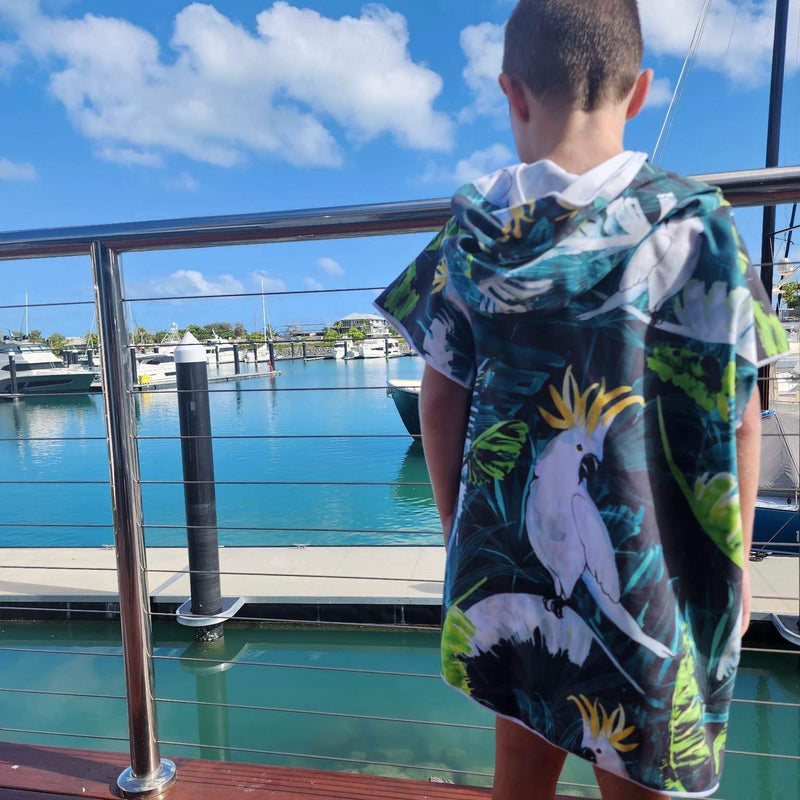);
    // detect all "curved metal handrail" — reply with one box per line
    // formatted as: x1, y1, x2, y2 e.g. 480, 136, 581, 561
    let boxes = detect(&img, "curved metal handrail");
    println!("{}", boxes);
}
1, 166, 799, 260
